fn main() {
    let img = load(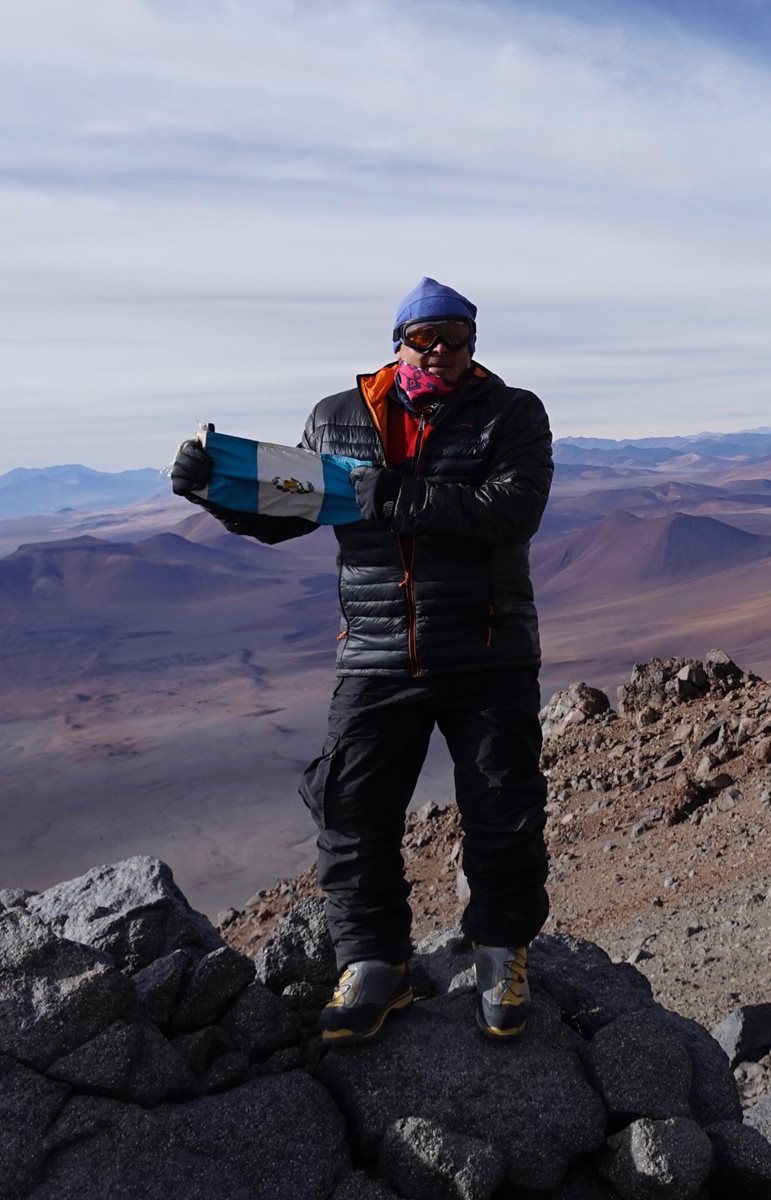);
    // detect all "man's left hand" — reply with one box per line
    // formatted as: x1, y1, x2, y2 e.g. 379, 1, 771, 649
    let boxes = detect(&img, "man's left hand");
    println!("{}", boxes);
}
350, 467, 401, 521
